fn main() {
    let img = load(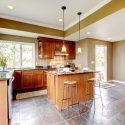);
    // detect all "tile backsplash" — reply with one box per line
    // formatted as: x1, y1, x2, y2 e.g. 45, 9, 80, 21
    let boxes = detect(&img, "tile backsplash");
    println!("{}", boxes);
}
36, 56, 70, 67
